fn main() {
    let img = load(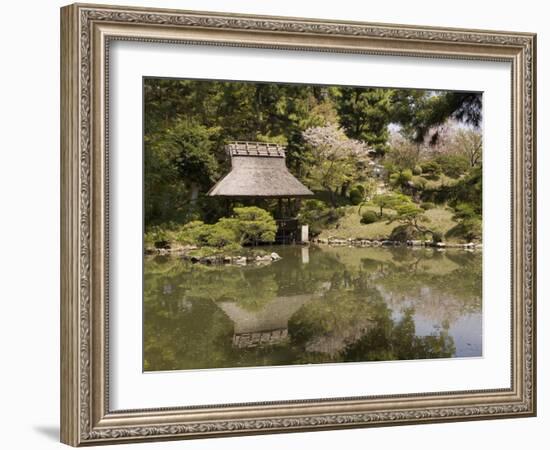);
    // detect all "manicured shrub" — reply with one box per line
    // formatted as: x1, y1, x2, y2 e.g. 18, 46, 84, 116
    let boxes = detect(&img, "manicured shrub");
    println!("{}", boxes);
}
390, 169, 413, 188
173, 207, 277, 248
389, 224, 420, 242
360, 210, 379, 225
413, 165, 423, 175
175, 220, 210, 245
420, 160, 442, 176
204, 222, 239, 248
231, 207, 277, 245
412, 176, 428, 190
349, 187, 364, 205
370, 192, 412, 218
